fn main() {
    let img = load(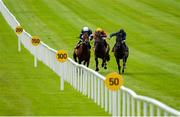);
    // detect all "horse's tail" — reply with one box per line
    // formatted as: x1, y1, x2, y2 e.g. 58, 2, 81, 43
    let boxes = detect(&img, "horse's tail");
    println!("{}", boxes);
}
106, 44, 110, 62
